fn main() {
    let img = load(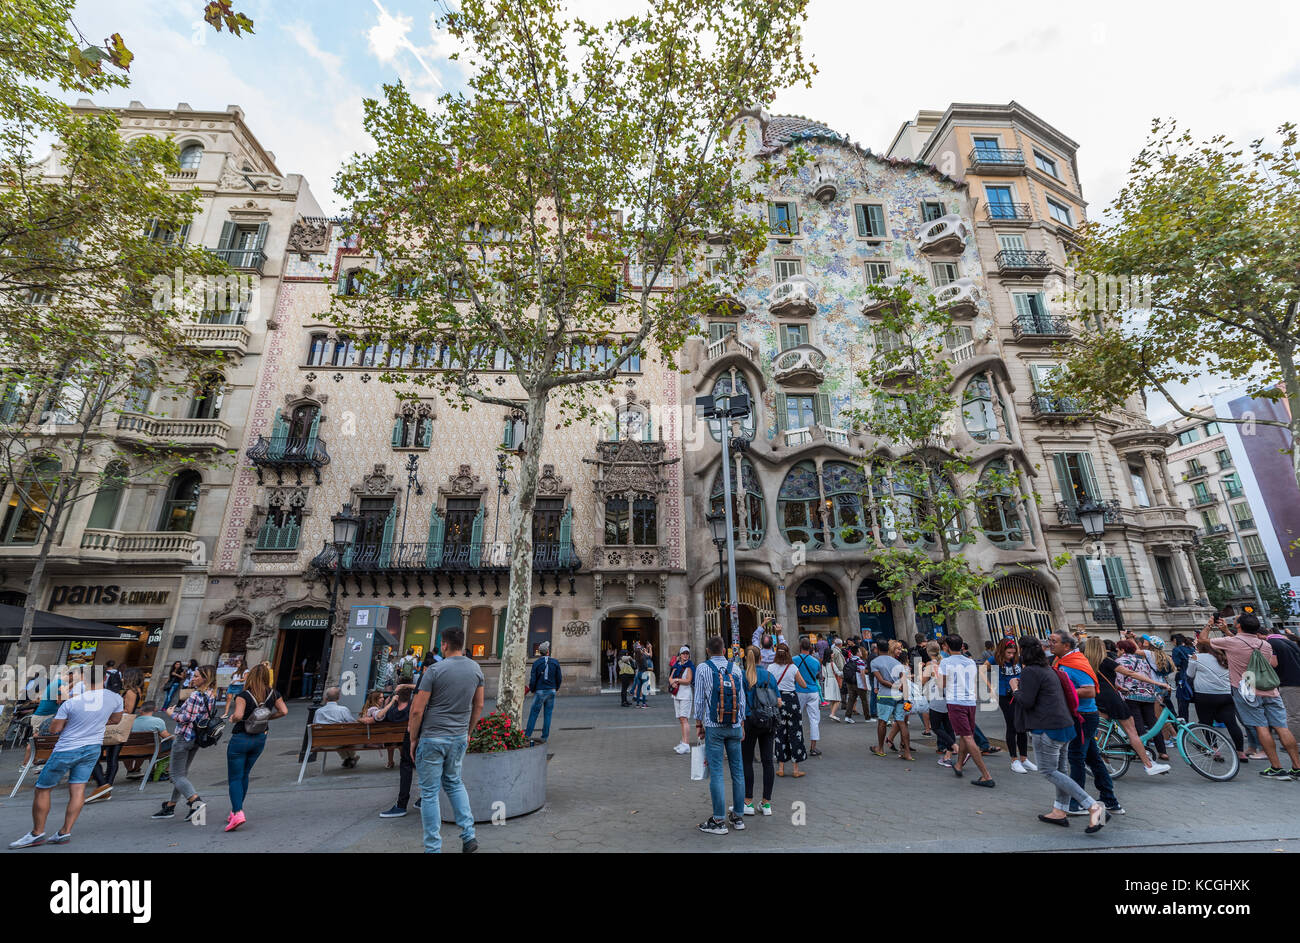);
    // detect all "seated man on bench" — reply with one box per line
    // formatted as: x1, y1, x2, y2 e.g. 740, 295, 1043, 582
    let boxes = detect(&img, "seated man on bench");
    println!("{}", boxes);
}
314, 686, 359, 768
124, 701, 172, 779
